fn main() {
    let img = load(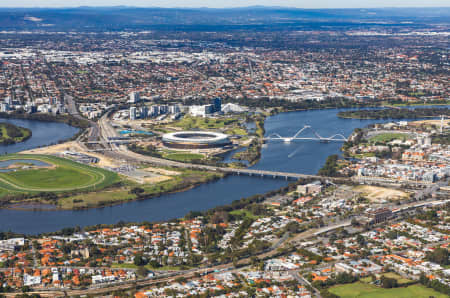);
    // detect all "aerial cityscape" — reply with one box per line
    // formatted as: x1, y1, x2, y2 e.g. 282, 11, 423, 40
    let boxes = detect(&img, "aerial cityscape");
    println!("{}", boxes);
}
0, 3, 449, 298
